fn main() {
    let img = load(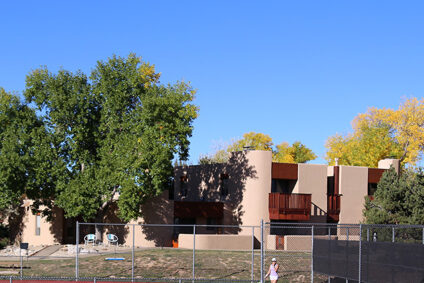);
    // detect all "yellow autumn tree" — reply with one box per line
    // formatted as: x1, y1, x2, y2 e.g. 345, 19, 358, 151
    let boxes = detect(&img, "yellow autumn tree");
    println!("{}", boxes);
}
354, 97, 424, 166
227, 132, 274, 152
326, 97, 424, 167
273, 141, 317, 163
200, 132, 316, 164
